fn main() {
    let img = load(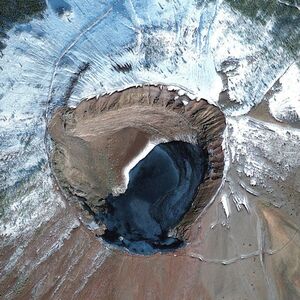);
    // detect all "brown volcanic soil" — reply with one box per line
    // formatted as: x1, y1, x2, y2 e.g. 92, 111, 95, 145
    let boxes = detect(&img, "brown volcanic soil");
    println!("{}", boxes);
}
0, 204, 213, 300
48, 85, 226, 242
2, 197, 299, 300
